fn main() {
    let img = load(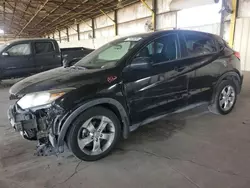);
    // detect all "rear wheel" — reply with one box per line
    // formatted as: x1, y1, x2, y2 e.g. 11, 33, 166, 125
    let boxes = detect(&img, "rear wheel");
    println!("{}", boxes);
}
67, 107, 121, 161
209, 80, 237, 115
